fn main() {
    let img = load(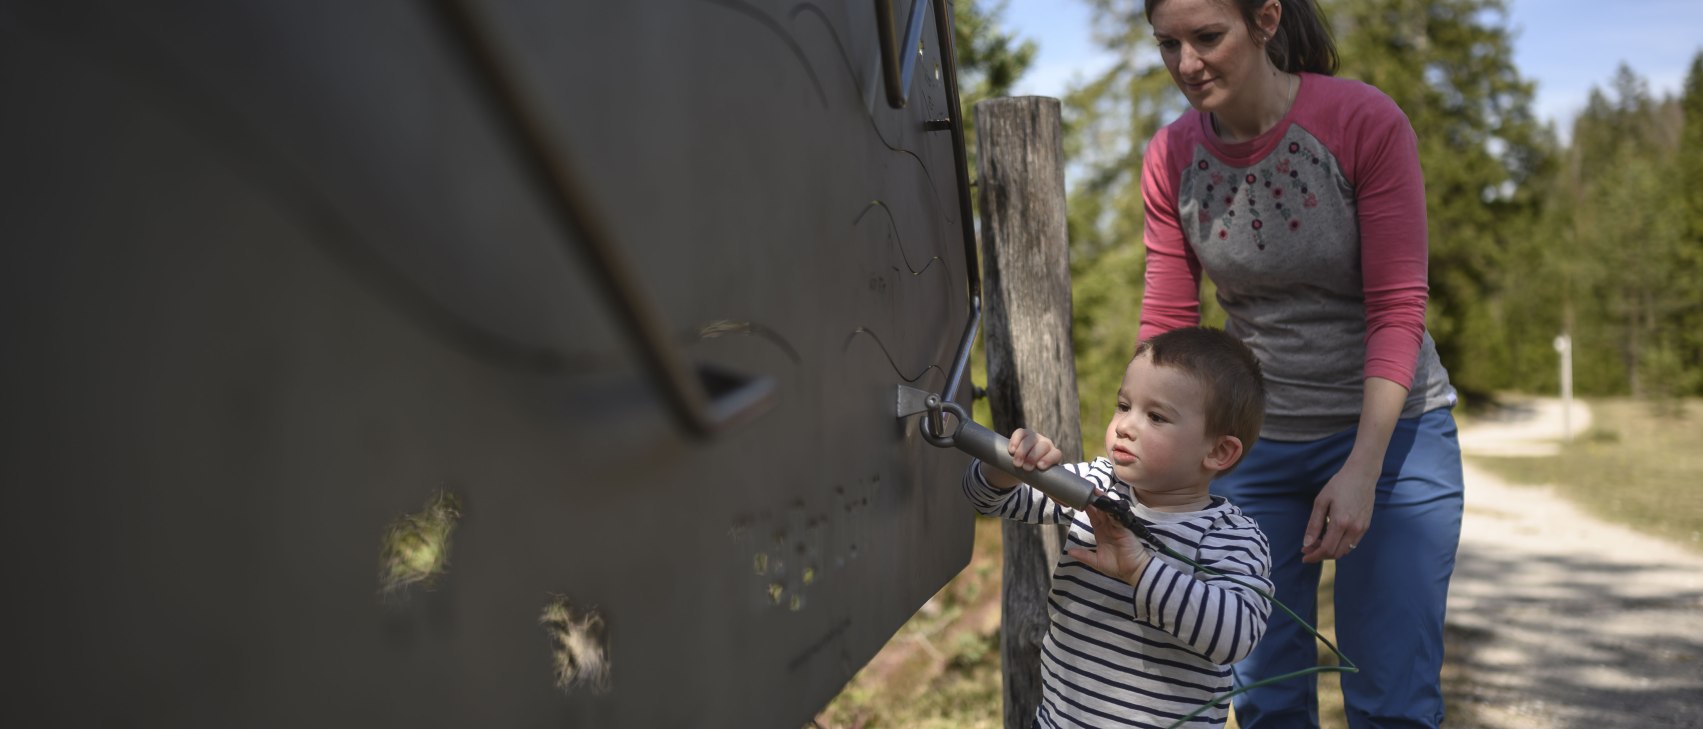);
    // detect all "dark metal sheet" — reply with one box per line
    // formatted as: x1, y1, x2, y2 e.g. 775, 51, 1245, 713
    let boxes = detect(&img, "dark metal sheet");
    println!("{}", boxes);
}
0, 2, 972, 727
